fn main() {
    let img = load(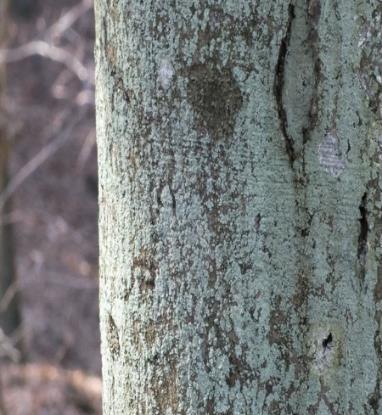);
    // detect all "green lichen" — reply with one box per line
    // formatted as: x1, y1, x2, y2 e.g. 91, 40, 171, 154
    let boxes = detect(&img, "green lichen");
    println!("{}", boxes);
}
95, 0, 382, 413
